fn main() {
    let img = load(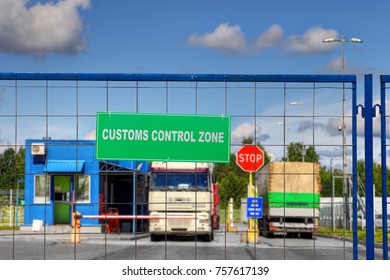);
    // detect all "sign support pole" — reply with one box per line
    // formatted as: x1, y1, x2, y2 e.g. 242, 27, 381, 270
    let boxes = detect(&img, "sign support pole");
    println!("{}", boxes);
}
247, 172, 252, 231
244, 172, 259, 244
236, 145, 263, 244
